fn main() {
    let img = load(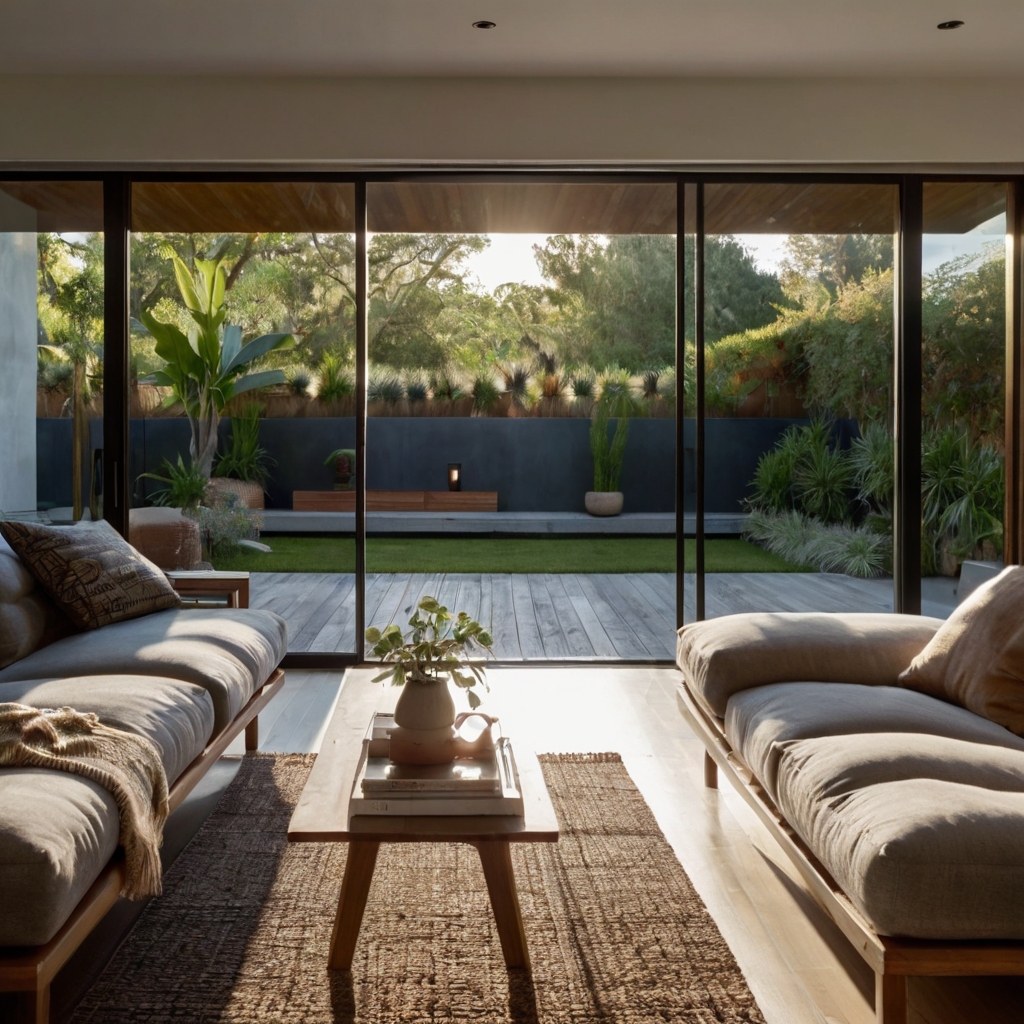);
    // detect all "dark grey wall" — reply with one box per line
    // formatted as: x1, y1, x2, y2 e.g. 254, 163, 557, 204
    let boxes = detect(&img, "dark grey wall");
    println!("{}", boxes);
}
38, 415, 847, 515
